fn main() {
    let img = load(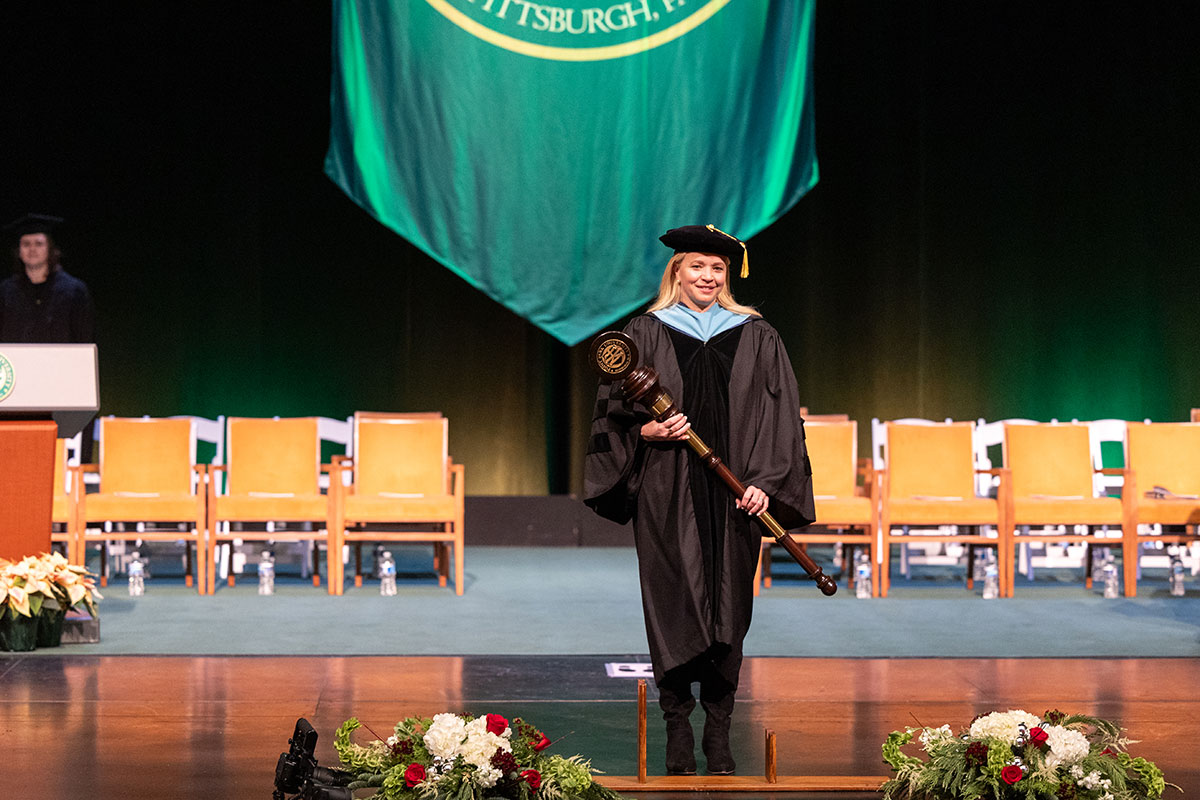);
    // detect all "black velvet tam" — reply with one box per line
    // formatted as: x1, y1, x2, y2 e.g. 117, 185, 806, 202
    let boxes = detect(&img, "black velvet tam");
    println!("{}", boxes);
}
659, 225, 745, 263
3, 213, 64, 240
